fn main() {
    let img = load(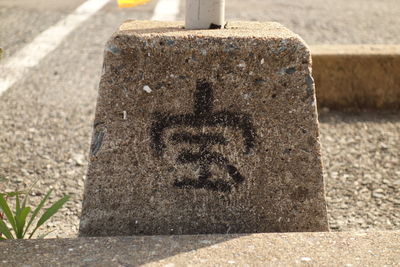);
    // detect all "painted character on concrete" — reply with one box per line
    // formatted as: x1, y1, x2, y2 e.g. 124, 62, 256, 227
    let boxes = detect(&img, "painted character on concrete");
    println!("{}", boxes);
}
150, 80, 256, 192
